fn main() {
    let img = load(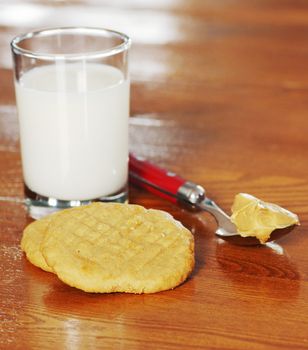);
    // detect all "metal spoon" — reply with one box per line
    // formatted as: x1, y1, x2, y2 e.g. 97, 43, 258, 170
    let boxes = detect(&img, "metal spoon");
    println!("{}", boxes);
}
129, 154, 238, 237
